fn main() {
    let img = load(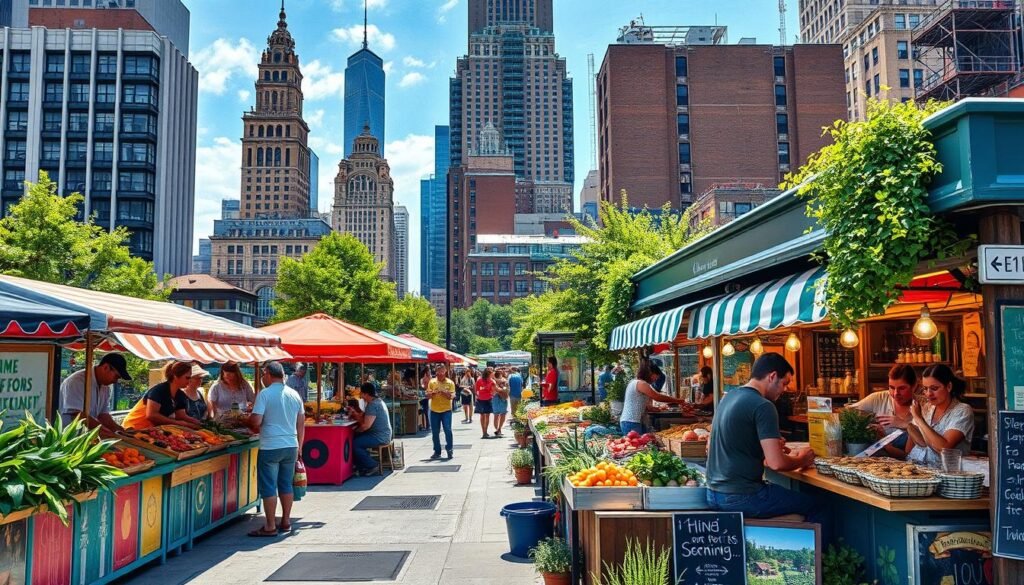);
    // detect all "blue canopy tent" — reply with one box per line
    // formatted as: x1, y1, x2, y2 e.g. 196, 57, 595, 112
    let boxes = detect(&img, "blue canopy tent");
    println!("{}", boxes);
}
0, 289, 90, 339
